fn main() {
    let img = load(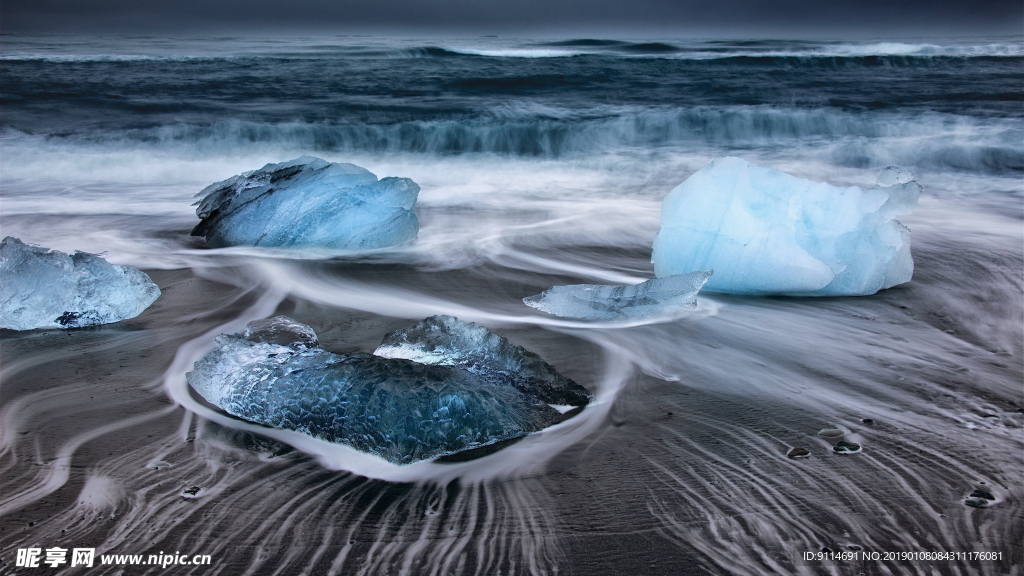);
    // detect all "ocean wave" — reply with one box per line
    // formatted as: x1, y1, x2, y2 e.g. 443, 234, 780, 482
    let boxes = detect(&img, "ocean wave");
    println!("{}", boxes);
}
416, 41, 1024, 60
3, 107, 1018, 174
444, 47, 591, 58
8, 39, 1018, 64
0, 53, 224, 63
